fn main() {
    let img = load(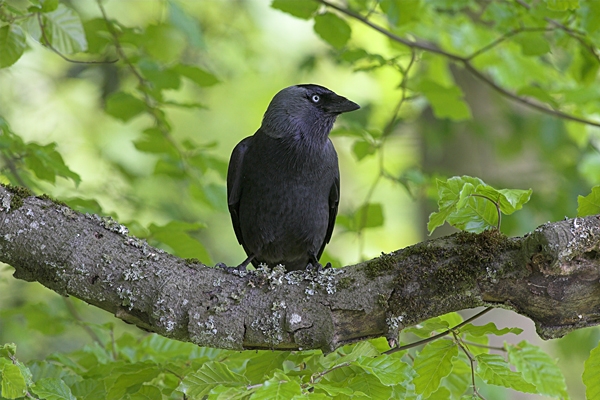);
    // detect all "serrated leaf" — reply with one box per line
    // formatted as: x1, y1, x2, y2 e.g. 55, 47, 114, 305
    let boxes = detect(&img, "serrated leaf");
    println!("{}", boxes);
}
584, 342, 600, 399
31, 378, 76, 400
177, 361, 249, 397
323, 341, 380, 367
172, 64, 220, 87
0, 361, 27, 399
39, 4, 87, 53
105, 92, 147, 122
417, 80, 472, 121
0, 25, 26, 68
352, 355, 410, 386
413, 340, 457, 397
314, 12, 351, 49
106, 364, 161, 399
508, 341, 568, 398
476, 353, 537, 393
578, 186, 600, 217
251, 372, 302, 399
402, 317, 450, 338
0, 344, 17, 358
428, 176, 531, 234
129, 385, 162, 400
347, 371, 393, 398
243, 351, 289, 383
313, 382, 354, 396
460, 322, 523, 337
271, 0, 319, 19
